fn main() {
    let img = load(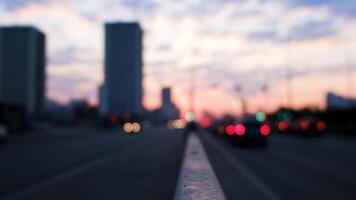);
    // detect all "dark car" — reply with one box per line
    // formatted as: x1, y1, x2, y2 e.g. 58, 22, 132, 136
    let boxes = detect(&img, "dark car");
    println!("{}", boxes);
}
224, 118, 271, 146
